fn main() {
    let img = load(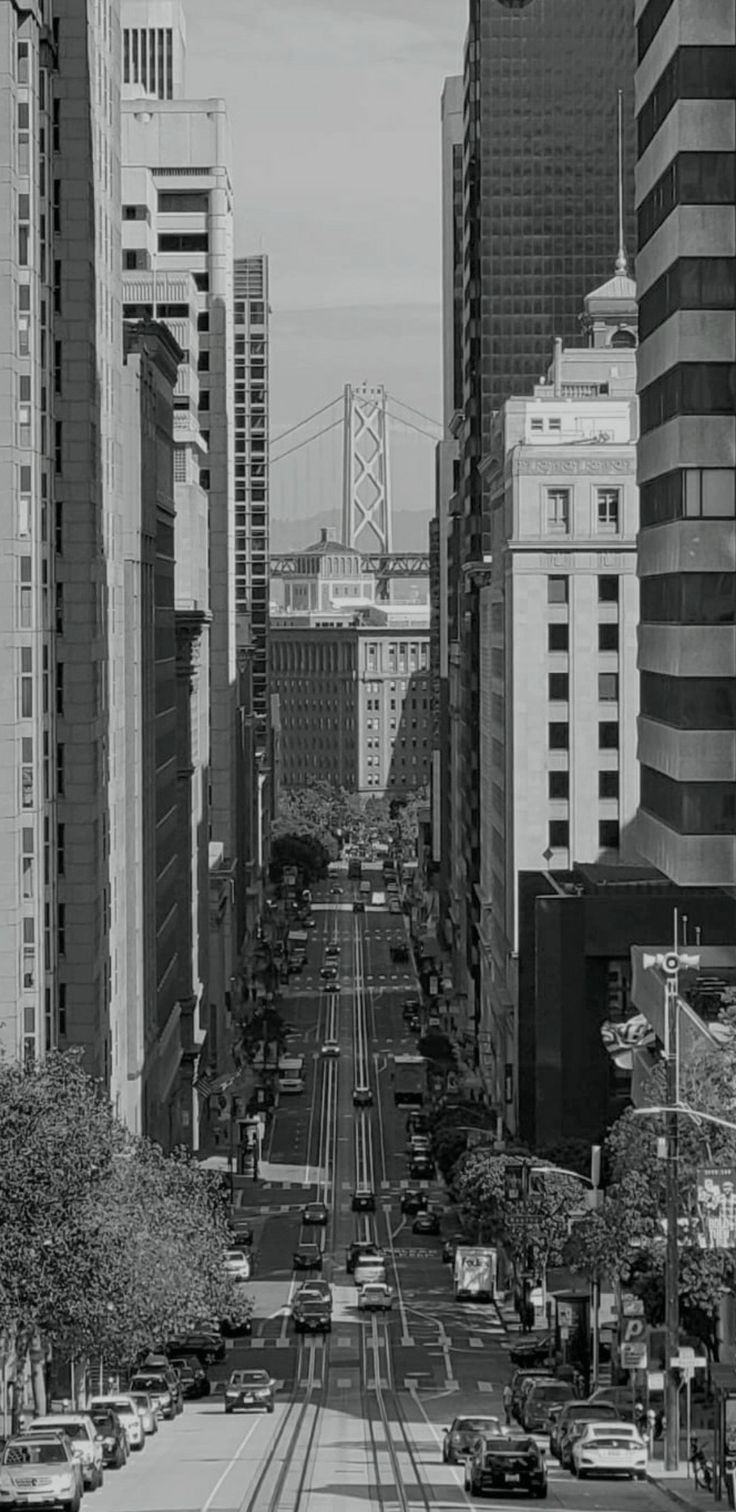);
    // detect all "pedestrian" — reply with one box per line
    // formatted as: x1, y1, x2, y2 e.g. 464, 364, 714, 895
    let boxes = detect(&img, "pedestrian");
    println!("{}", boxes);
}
503, 1382, 513, 1427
